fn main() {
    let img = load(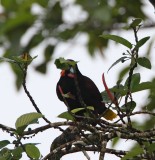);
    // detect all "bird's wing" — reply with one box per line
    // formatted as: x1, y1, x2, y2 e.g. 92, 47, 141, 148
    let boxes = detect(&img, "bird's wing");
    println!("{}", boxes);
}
80, 75, 103, 102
